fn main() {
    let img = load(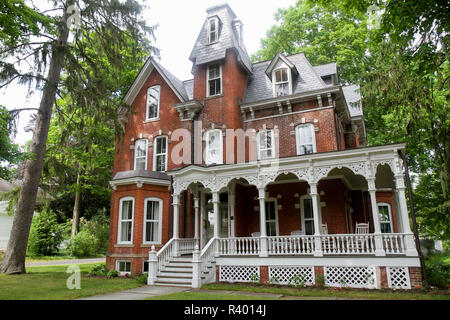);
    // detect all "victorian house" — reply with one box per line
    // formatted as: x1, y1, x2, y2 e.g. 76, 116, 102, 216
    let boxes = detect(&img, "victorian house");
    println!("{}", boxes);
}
107, 4, 422, 290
